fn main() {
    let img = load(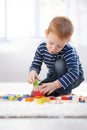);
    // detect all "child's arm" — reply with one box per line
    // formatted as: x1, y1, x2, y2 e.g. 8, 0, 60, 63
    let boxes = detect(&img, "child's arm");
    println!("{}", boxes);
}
29, 44, 44, 75
28, 44, 44, 84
